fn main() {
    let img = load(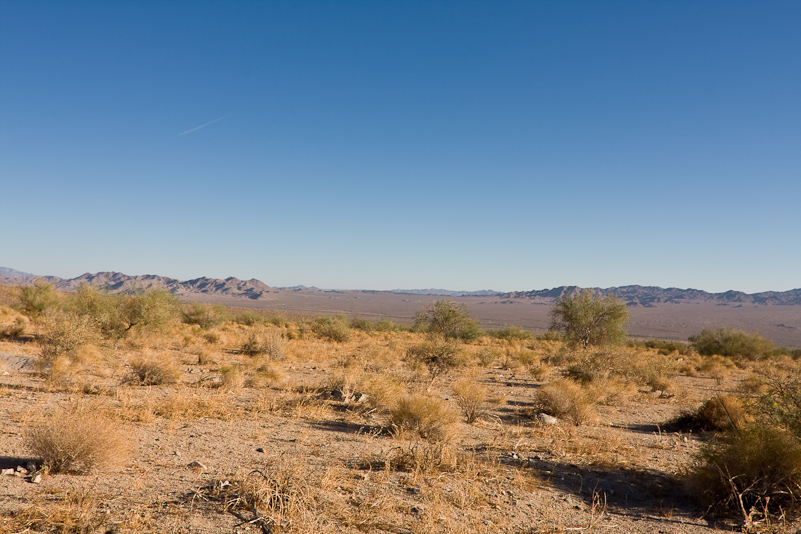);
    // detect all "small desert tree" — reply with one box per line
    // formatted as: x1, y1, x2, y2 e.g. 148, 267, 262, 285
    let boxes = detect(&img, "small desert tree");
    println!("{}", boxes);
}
413, 300, 483, 341
549, 289, 628, 348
